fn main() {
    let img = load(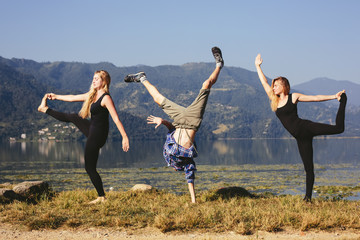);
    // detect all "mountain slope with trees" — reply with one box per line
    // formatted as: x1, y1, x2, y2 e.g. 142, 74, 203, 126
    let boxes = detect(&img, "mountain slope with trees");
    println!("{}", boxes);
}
1, 56, 359, 141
